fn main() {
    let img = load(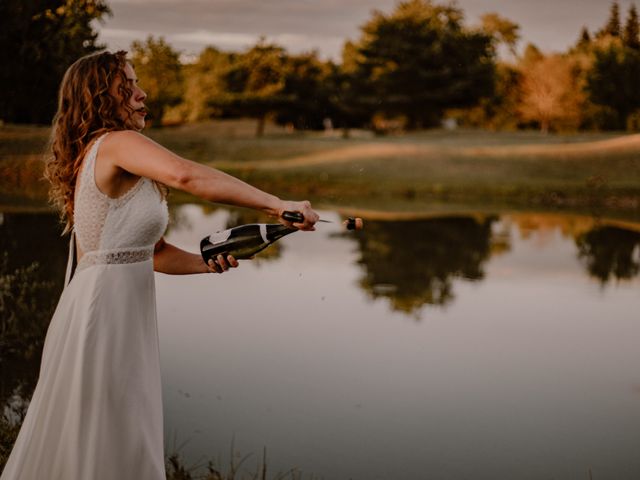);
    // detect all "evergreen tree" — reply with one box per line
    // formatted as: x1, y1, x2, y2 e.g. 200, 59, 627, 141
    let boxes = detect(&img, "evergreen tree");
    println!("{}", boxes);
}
577, 26, 592, 48
586, 43, 640, 129
623, 4, 640, 49
599, 1, 622, 38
